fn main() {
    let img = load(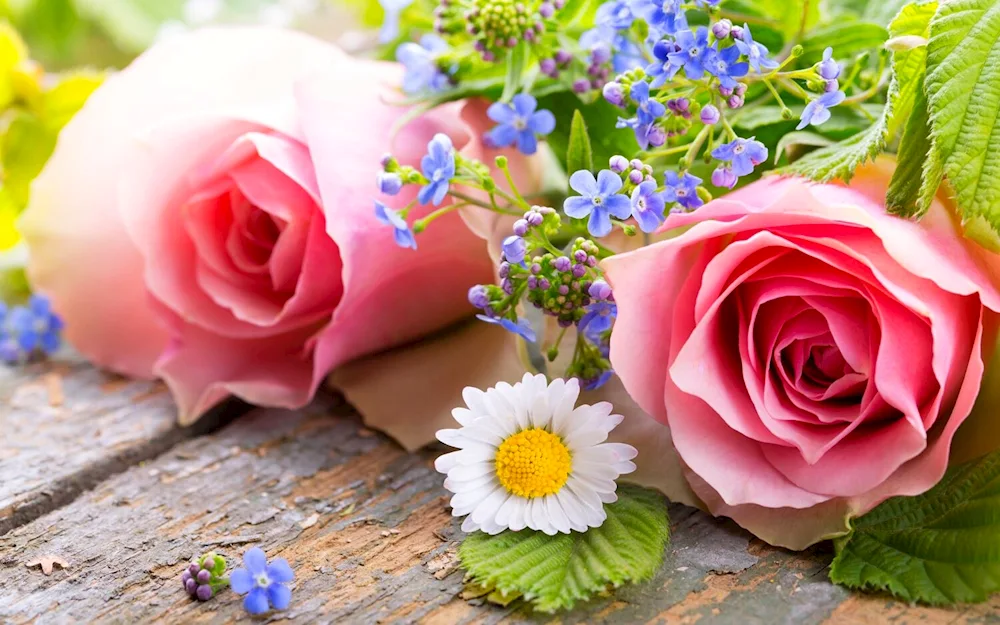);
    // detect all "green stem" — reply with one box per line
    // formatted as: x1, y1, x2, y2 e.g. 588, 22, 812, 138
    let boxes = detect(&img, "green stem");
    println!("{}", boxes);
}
499, 160, 531, 210
448, 190, 523, 215
682, 123, 712, 167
